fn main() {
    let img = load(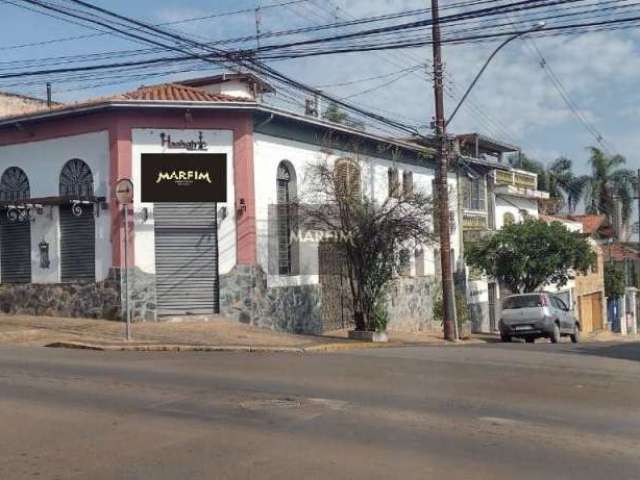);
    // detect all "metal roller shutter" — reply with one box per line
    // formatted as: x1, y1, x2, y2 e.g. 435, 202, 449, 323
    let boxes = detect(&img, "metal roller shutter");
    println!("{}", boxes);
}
154, 203, 217, 316
0, 215, 31, 283
60, 205, 95, 282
